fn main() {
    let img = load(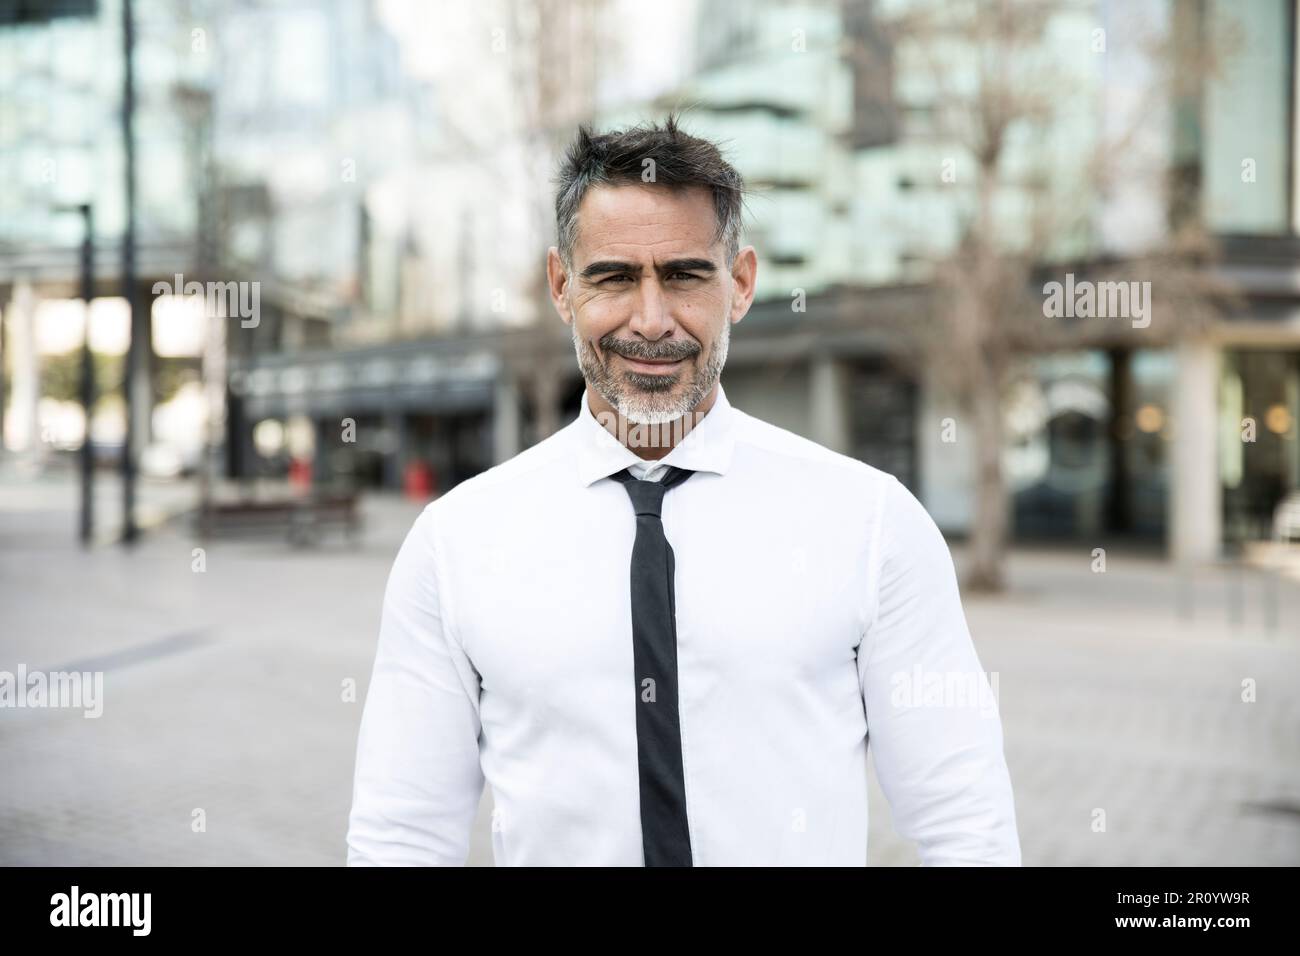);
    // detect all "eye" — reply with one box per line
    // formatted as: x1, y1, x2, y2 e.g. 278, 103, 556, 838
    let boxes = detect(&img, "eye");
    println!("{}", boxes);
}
601, 274, 632, 285
669, 272, 701, 282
